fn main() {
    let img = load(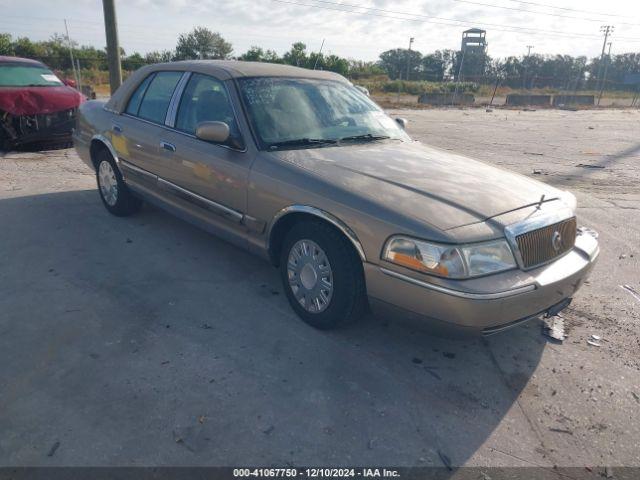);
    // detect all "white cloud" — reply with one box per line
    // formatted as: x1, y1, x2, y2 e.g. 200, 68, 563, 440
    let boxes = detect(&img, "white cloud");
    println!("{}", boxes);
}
0, 0, 639, 60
